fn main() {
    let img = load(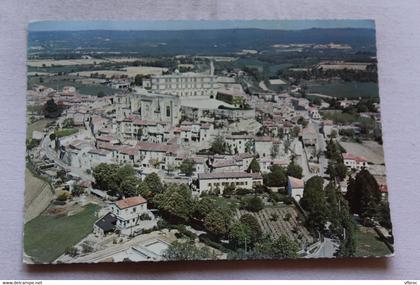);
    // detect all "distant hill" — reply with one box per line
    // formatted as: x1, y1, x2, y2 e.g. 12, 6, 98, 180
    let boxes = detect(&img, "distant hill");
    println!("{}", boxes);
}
28, 28, 376, 56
